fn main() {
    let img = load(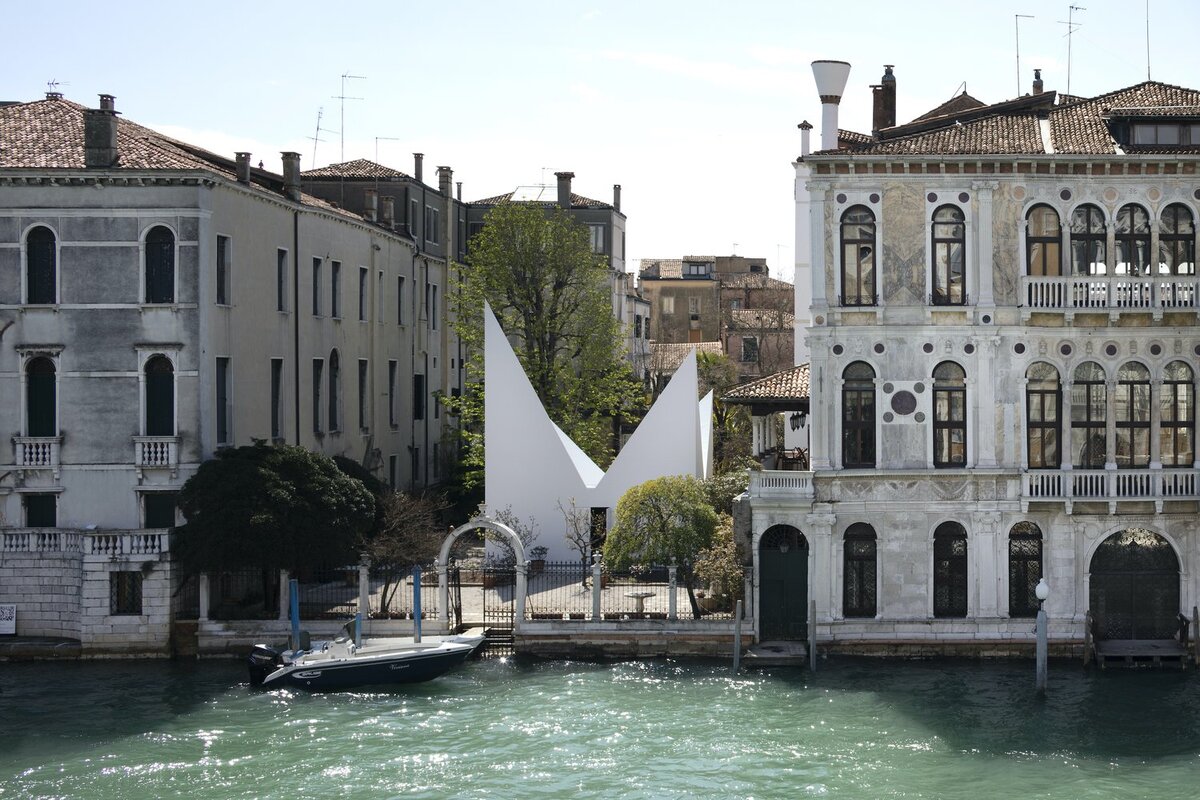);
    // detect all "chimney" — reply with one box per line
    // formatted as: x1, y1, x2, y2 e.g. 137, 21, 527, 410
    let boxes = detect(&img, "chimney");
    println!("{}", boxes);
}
555, 171, 574, 208
798, 120, 813, 157
613, 184, 621, 212
84, 94, 119, 168
871, 65, 896, 133
364, 188, 378, 222
456, 181, 462, 202
811, 60, 851, 151
381, 196, 395, 229
45, 91, 63, 100
413, 153, 424, 183
1033, 68, 1044, 95
437, 165, 453, 197
235, 152, 251, 184
281, 152, 302, 201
